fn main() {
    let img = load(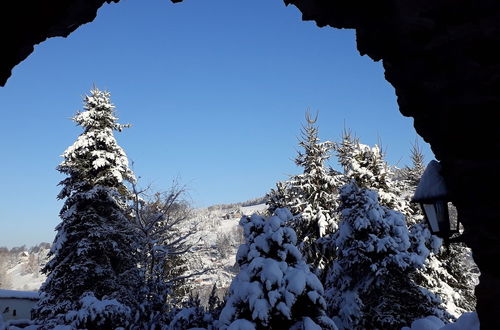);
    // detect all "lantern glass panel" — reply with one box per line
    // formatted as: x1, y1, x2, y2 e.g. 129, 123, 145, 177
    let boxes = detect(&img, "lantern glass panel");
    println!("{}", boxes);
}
423, 203, 440, 233
434, 200, 450, 233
